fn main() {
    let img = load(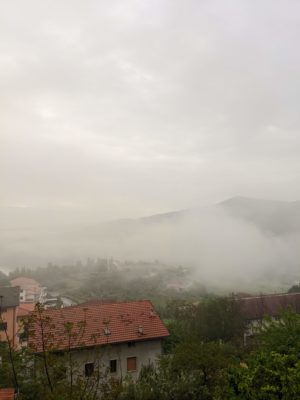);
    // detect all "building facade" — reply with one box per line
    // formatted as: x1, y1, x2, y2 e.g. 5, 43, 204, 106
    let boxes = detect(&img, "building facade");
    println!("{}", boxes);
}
73, 338, 163, 380
10, 277, 46, 304
28, 300, 169, 380
0, 286, 20, 347
238, 292, 300, 344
